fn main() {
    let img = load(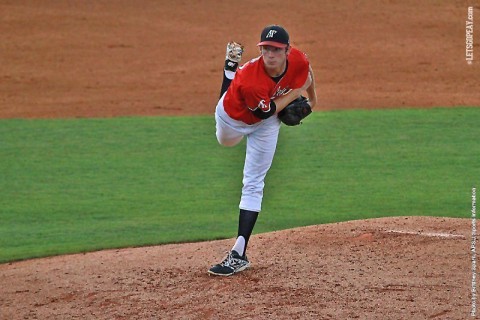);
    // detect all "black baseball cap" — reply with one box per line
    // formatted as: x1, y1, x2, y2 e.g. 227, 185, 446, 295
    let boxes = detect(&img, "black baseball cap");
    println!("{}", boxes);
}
257, 25, 290, 48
